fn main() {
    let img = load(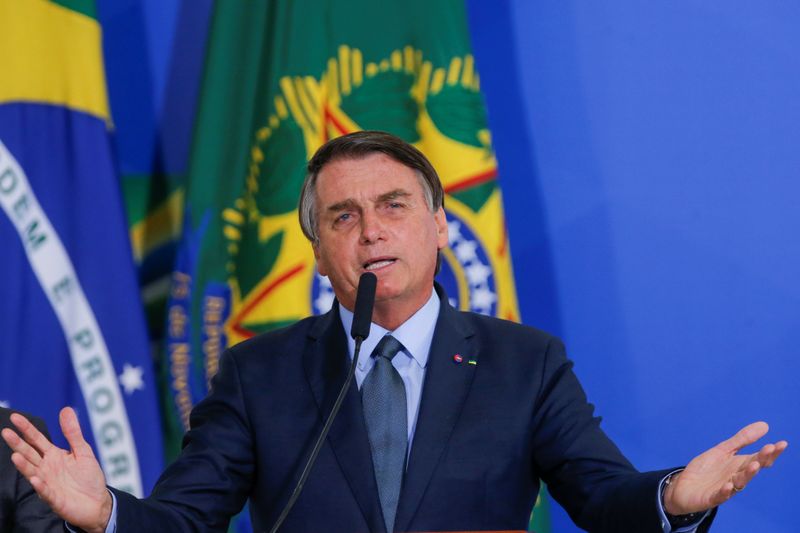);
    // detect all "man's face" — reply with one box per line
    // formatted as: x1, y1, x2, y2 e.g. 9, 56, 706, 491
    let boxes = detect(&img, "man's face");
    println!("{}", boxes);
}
312, 153, 448, 327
